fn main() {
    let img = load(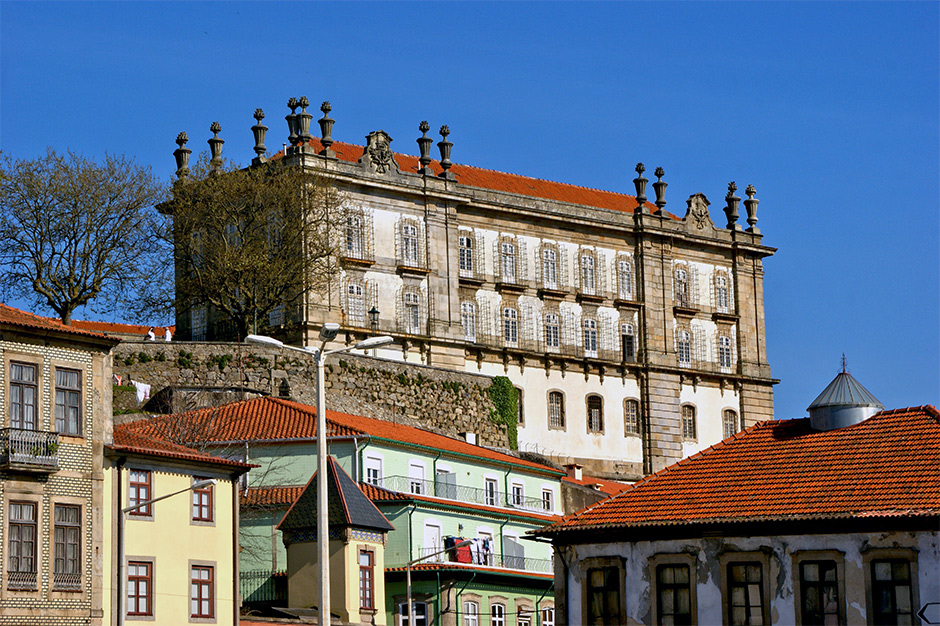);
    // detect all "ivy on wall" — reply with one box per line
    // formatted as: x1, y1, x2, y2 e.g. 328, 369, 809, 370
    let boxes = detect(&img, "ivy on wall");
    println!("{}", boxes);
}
488, 376, 518, 450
